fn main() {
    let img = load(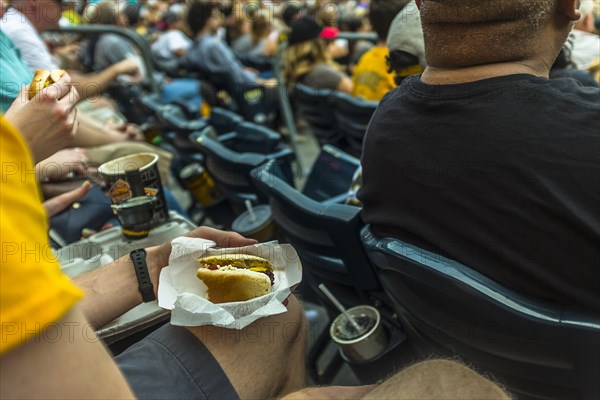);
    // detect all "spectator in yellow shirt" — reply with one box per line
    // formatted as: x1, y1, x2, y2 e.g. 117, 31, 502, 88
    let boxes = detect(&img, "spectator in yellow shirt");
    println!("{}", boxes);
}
352, 0, 410, 101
